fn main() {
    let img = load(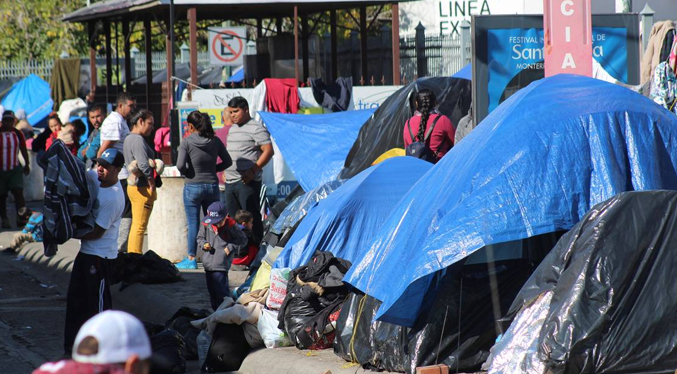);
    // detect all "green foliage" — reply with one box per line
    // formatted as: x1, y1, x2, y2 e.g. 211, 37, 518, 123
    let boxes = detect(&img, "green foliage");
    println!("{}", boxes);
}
0, 0, 88, 60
